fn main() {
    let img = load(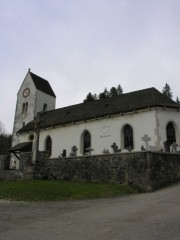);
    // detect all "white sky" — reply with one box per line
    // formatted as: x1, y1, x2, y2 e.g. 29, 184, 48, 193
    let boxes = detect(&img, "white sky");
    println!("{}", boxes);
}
0, 0, 180, 133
